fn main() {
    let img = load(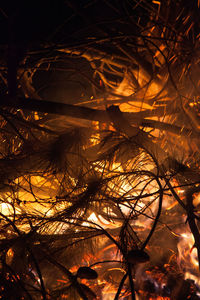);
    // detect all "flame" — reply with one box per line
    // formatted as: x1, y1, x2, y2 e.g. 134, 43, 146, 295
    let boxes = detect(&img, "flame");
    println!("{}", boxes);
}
1, 64, 199, 299
0, 201, 21, 216
178, 230, 200, 287
6, 248, 14, 265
